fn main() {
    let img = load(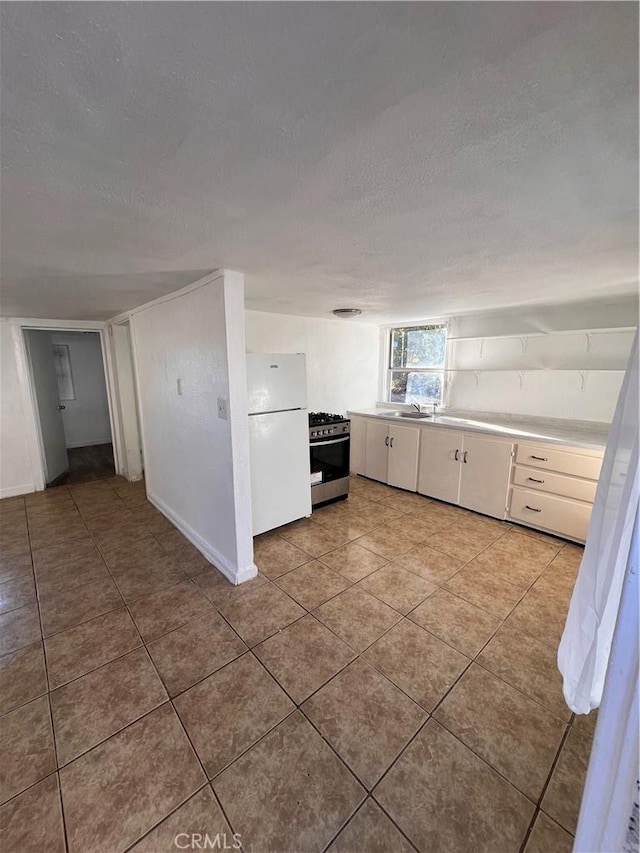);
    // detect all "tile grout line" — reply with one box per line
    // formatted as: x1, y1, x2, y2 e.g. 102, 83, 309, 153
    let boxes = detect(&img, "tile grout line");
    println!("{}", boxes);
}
25, 486, 74, 853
